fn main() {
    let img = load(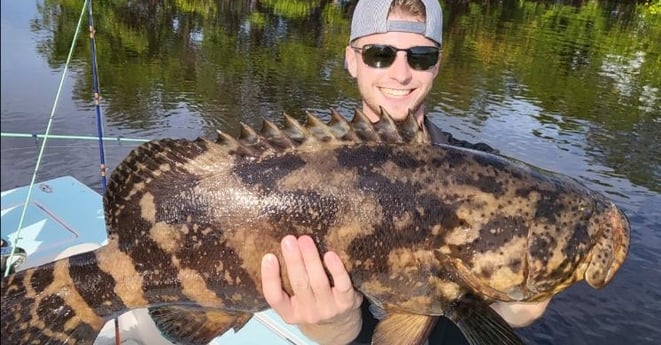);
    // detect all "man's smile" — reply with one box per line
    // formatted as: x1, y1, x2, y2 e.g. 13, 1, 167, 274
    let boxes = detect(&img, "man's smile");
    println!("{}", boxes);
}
379, 87, 414, 97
